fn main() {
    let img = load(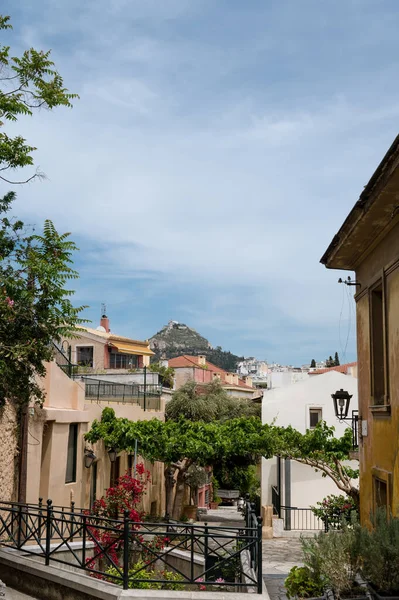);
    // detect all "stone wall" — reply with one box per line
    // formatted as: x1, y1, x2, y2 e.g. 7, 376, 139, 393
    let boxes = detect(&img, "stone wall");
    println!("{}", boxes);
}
0, 402, 18, 501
